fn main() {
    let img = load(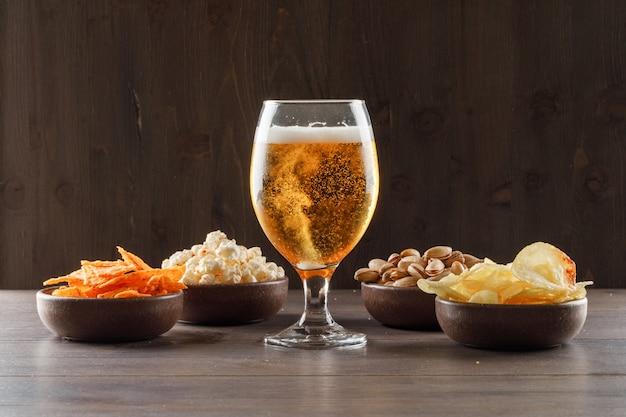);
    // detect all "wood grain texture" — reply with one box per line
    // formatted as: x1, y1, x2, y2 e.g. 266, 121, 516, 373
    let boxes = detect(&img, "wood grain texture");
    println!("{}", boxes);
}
1, 289, 625, 416
1, 0, 625, 288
